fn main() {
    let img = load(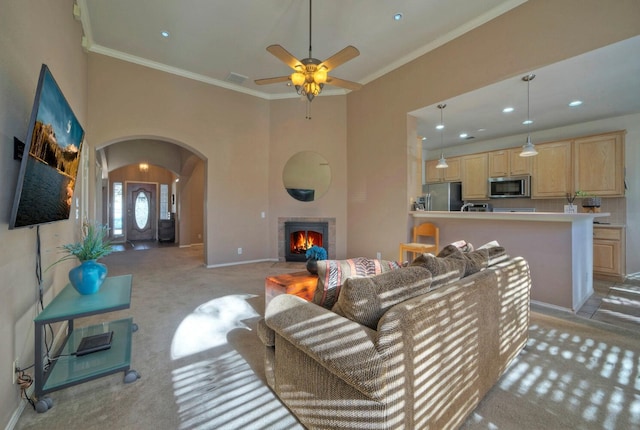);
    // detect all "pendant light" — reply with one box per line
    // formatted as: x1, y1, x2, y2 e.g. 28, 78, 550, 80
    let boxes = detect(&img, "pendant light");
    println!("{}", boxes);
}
520, 74, 538, 157
435, 104, 448, 168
